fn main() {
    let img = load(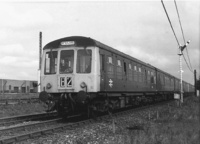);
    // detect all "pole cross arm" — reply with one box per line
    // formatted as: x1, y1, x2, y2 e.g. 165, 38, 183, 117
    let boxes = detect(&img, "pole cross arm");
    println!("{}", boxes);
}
180, 40, 190, 51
